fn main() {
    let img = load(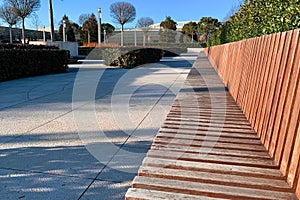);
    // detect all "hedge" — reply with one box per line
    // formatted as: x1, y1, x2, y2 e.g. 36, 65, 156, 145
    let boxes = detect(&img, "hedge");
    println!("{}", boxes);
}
0, 49, 69, 82
0, 44, 59, 50
209, 0, 300, 46
84, 46, 187, 60
103, 48, 163, 68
